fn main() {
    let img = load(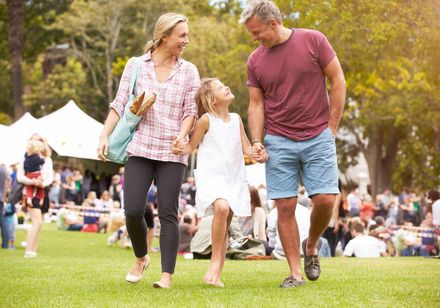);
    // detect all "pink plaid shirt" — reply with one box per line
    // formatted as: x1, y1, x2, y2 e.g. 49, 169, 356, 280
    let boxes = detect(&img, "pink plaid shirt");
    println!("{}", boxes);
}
110, 52, 200, 165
